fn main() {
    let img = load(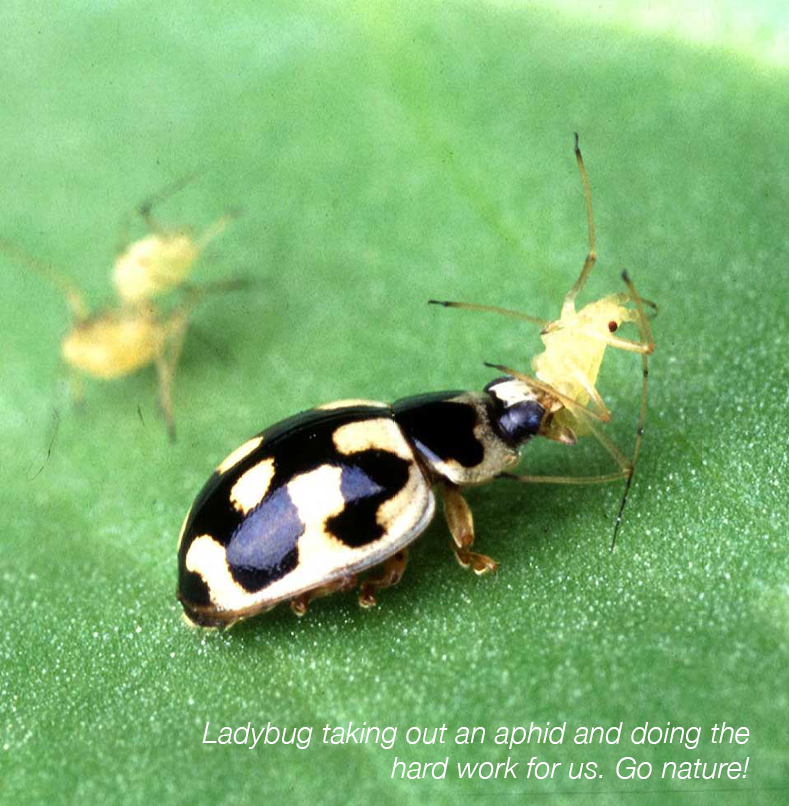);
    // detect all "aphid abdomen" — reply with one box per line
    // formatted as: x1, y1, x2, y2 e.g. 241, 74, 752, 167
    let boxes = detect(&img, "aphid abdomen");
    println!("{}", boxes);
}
177, 402, 435, 627
61, 308, 163, 378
